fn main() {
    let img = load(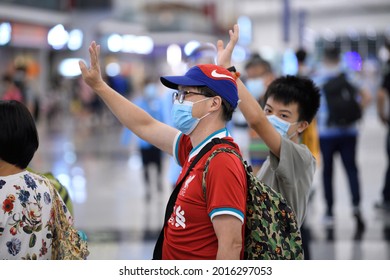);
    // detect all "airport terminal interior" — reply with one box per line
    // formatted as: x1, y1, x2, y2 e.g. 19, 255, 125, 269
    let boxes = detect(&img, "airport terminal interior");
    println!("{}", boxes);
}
1, 0, 390, 260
